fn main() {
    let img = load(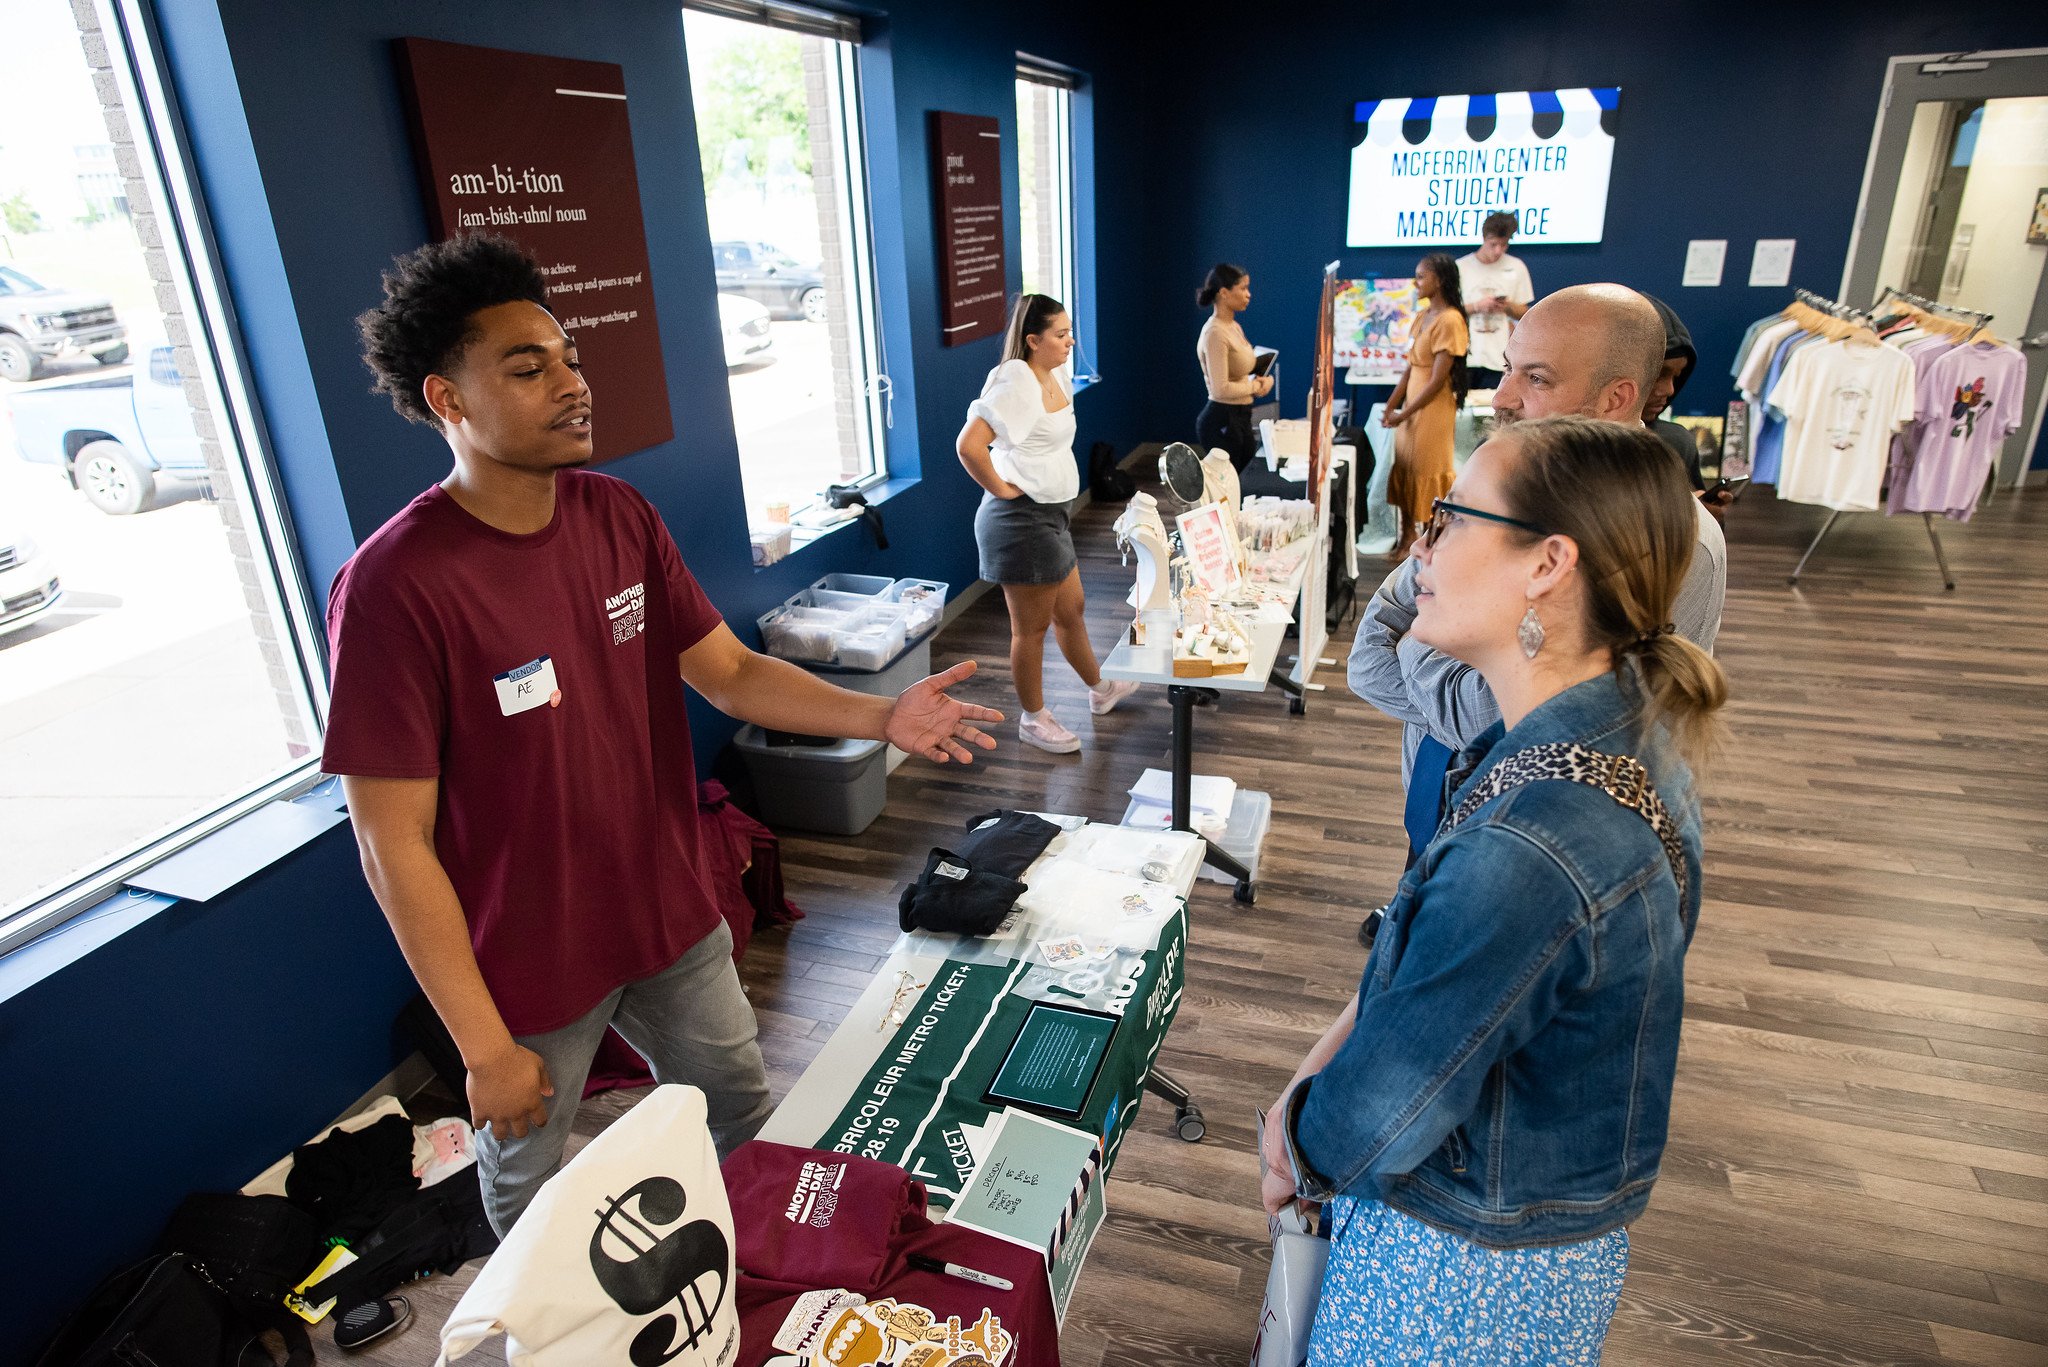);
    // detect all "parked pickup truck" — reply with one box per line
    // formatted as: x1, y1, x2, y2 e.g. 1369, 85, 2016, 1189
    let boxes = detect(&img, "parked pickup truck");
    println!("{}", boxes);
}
5, 344, 206, 514
0, 525, 63, 638
0, 265, 129, 382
